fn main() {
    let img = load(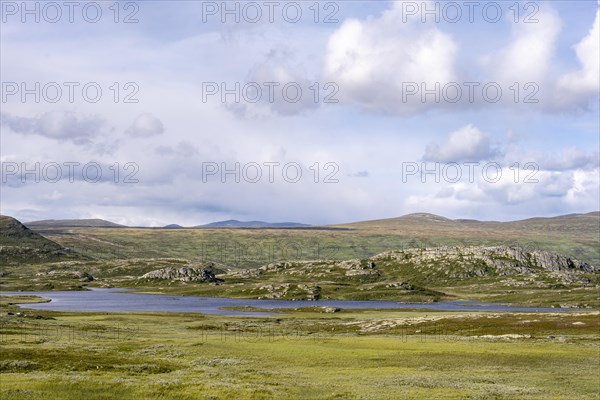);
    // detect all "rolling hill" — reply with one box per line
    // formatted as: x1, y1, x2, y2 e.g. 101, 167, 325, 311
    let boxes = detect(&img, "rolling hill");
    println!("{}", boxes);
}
25, 218, 125, 228
163, 224, 184, 229
197, 220, 310, 228
9, 211, 600, 267
1, 213, 599, 306
337, 211, 600, 234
